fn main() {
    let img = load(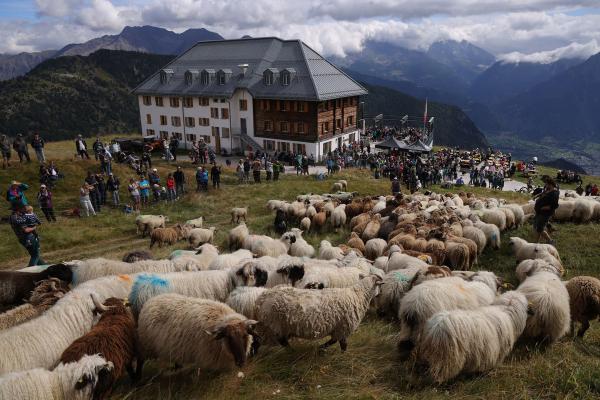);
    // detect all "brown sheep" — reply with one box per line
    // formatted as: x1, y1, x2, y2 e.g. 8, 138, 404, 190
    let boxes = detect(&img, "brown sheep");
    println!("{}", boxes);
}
311, 211, 327, 232
444, 242, 470, 270
350, 212, 371, 230
361, 214, 382, 241
447, 234, 478, 267
149, 224, 187, 248
345, 199, 364, 220
425, 239, 446, 266
60, 294, 139, 399
565, 276, 600, 338
346, 232, 366, 254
